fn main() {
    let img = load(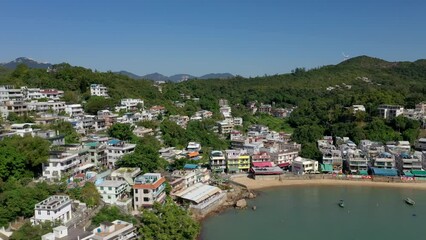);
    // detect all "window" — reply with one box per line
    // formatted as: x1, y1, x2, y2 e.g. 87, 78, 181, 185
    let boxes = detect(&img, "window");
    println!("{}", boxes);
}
108, 196, 111, 199
38, 210, 41, 215
108, 187, 112, 190
47, 211, 50, 215
100, 186, 104, 190
135, 189, 138, 194
135, 197, 139, 202
143, 197, 150, 202
143, 189, 149, 194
